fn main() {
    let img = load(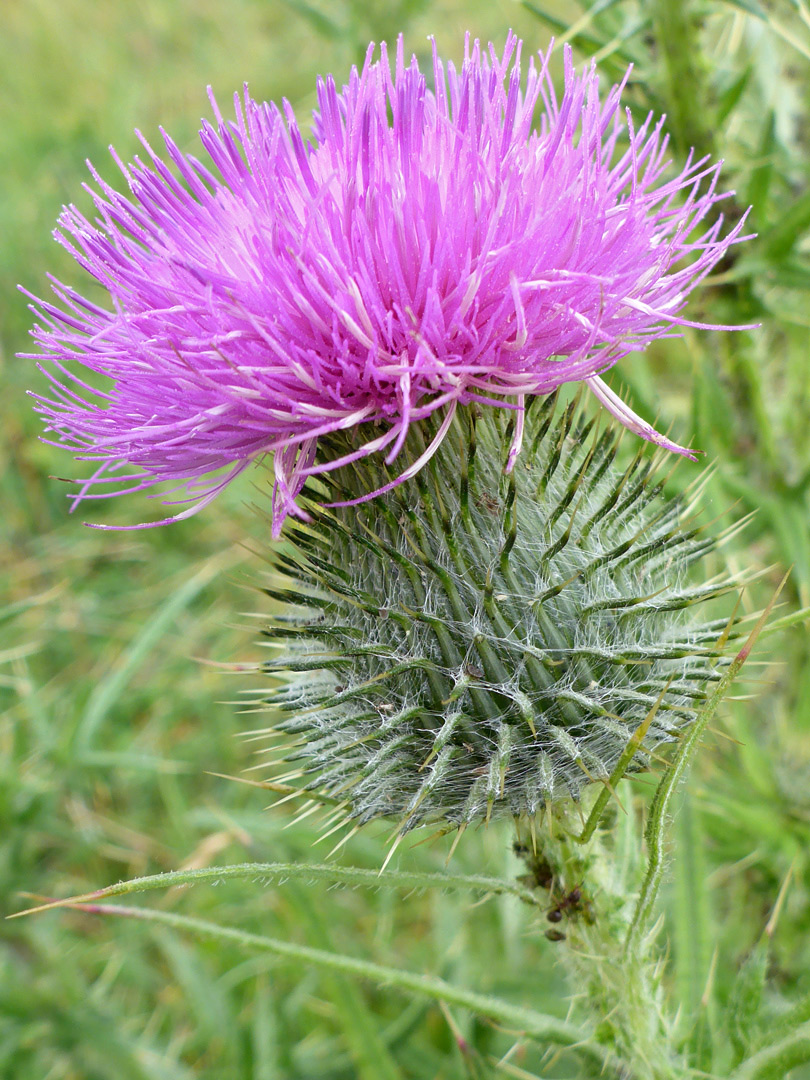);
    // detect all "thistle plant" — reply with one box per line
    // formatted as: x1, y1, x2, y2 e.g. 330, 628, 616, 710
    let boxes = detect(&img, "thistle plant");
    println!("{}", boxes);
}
247, 390, 753, 1076
21, 27, 798, 1080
